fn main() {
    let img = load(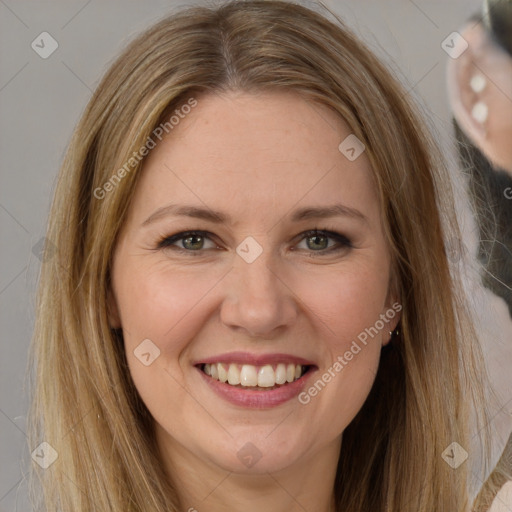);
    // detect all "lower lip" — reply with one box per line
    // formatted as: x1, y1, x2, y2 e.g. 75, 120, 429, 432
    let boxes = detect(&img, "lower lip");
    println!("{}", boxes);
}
196, 366, 316, 409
